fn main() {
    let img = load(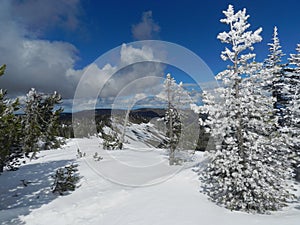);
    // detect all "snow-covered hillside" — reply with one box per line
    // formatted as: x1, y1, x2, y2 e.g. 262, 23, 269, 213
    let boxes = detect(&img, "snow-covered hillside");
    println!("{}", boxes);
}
1, 131, 300, 225
111, 120, 167, 149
